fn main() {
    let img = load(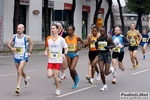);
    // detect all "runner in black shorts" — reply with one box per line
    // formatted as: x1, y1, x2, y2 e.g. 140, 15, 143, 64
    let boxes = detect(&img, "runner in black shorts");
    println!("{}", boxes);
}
126, 23, 142, 69
85, 26, 100, 84
111, 26, 129, 84
93, 26, 115, 91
